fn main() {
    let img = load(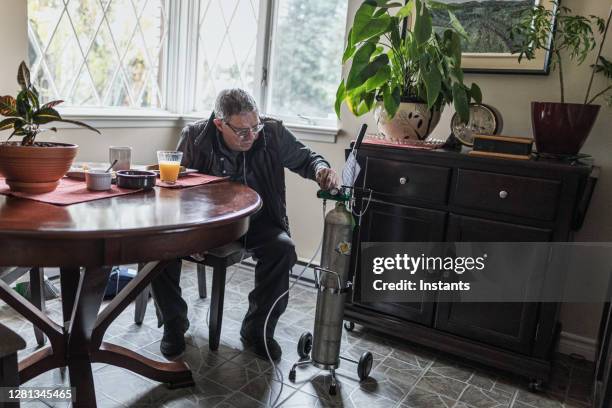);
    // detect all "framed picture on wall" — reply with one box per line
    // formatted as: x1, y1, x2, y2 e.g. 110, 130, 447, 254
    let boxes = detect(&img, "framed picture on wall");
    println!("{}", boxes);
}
429, 0, 557, 74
